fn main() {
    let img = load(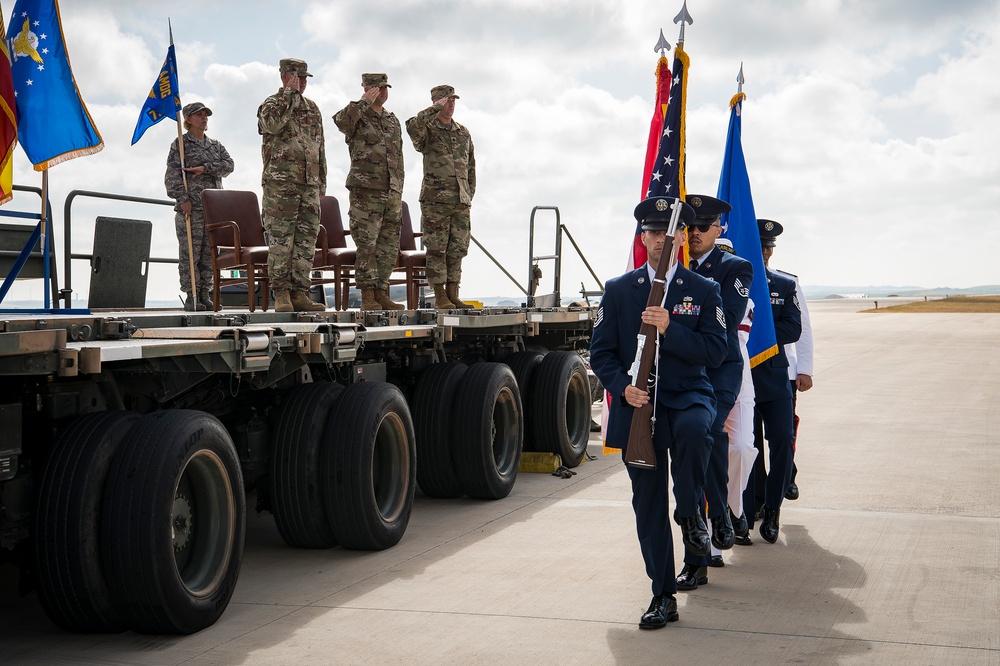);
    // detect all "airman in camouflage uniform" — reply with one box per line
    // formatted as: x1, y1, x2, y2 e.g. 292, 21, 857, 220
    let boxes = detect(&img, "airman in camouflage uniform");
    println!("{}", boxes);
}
165, 101, 234, 311
333, 72, 405, 311
405, 84, 476, 309
257, 58, 327, 312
